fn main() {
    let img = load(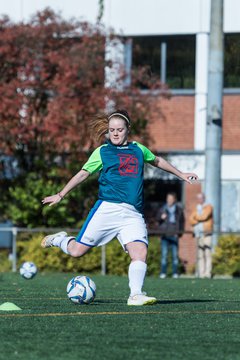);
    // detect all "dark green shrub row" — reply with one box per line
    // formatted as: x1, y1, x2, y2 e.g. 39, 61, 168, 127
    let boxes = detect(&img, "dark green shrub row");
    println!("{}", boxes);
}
3, 233, 239, 276
212, 234, 240, 276
0, 171, 98, 228
14, 233, 161, 276
0, 250, 12, 272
